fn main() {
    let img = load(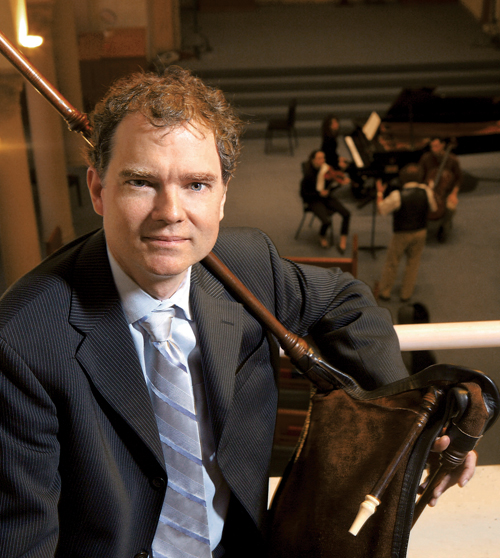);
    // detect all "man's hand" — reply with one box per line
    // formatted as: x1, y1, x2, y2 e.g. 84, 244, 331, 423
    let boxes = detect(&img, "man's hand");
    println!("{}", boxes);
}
423, 435, 477, 507
375, 178, 386, 194
446, 187, 459, 210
